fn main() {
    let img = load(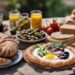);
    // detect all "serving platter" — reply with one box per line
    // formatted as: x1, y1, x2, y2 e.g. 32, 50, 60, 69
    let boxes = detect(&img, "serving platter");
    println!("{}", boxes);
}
0, 50, 22, 68
23, 42, 75, 69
